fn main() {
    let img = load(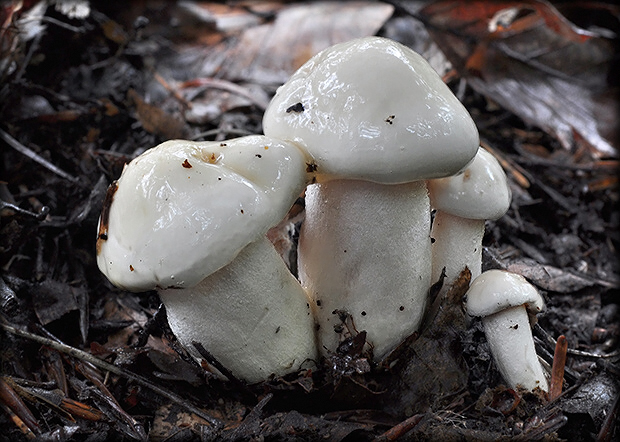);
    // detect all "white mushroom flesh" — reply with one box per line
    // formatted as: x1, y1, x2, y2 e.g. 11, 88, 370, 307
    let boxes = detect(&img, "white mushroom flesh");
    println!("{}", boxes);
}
96, 136, 308, 291
299, 179, 431, 360
428, 148, 511, 220
431, 212, 485, 283
465, 270, 548, 391
429, 148, 511, 288
263, 37, 480, 360
482, 305, 549, 391
159, 236, 317, 383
